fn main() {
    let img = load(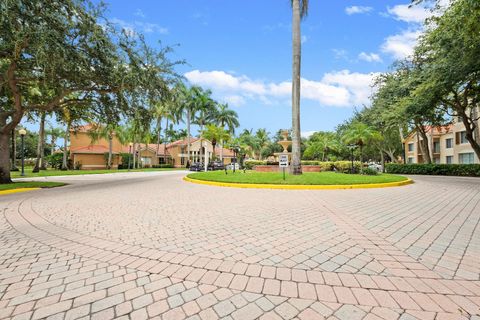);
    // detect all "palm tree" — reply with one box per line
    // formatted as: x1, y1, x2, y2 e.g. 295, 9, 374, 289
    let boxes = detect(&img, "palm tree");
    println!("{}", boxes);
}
88, 123, 118, 169
291, 0, 309, 175
342, 122, 380, 171
201, 124, 231, 161
215, 103, 239, 161
46, 126, 63, 156
255, 128, 270, 160
177, 84, 199, 164
193, 88, 216, 161
152, 101, 169, 156
239, 129, 261, 159
32, 112, 47, 172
